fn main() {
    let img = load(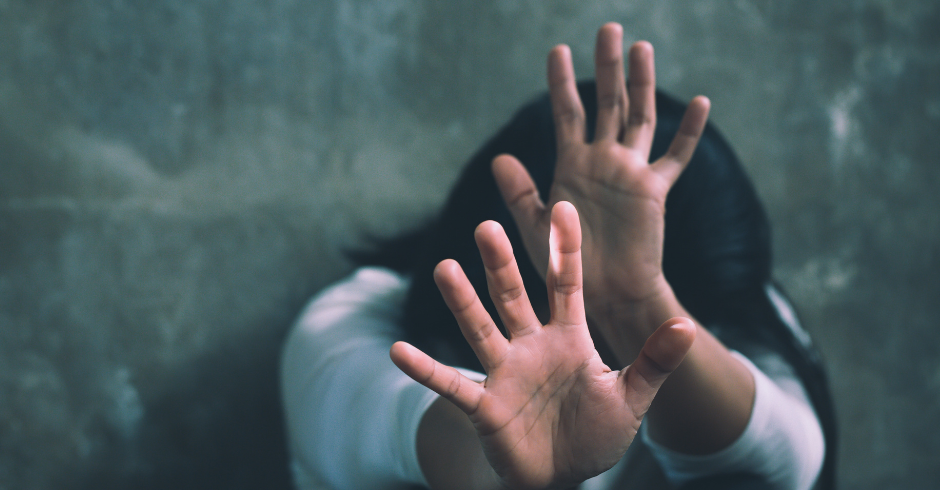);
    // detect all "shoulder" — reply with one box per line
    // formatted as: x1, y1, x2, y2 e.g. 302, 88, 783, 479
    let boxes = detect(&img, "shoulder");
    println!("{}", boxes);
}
281, 267, 411, 388
293, 267, 410, 335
